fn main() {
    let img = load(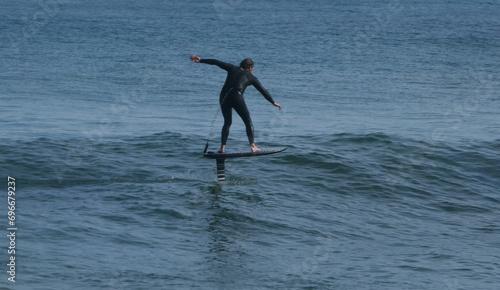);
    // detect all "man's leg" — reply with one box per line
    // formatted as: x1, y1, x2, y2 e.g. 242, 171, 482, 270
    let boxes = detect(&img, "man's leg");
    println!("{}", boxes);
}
220, 105, 232, 153
233, 95, 260, 152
